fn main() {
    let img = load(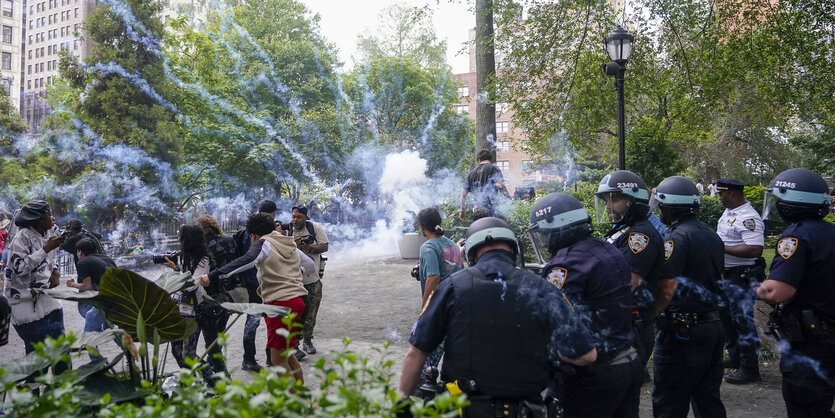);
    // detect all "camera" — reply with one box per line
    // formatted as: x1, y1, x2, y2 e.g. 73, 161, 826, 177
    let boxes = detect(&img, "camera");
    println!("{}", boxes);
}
297, 234, 316, 245
152, 251, 181, 265
59, 229, 71, 237
280, 223, 292, 232
410, 262, 420, 281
